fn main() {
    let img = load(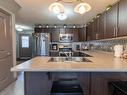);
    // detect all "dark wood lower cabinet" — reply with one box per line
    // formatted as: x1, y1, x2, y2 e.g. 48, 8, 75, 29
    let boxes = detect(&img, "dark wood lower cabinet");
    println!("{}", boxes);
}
24, 72, 127, 95
77, 73, 90, 95
24, 72, 52, 95
90, 72, 127, 95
